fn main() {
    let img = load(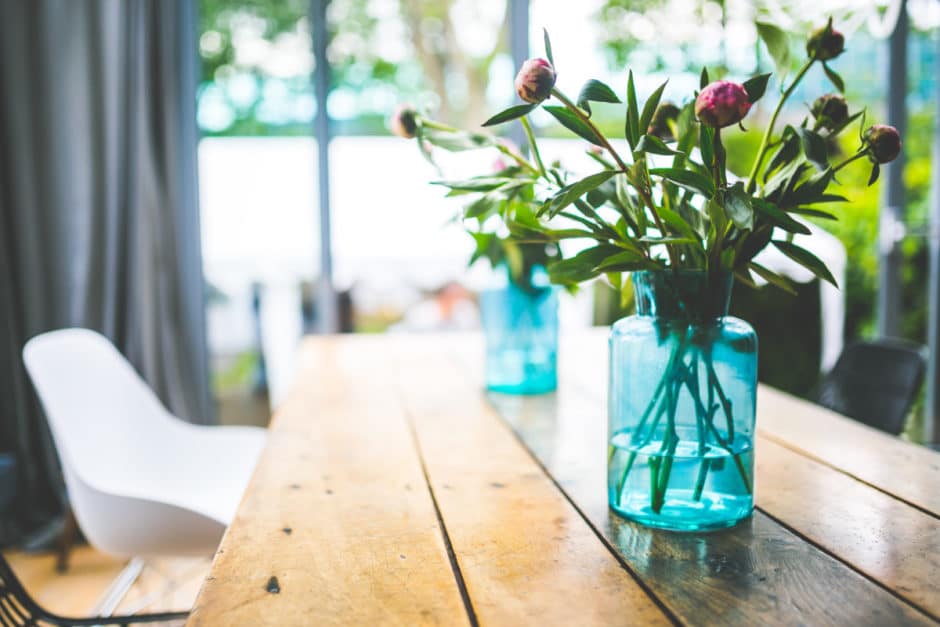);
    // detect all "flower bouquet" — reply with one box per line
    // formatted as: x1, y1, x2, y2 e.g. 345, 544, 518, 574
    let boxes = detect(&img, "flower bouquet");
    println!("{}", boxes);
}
400, 18, 900, 529
391, 106, 562, 394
